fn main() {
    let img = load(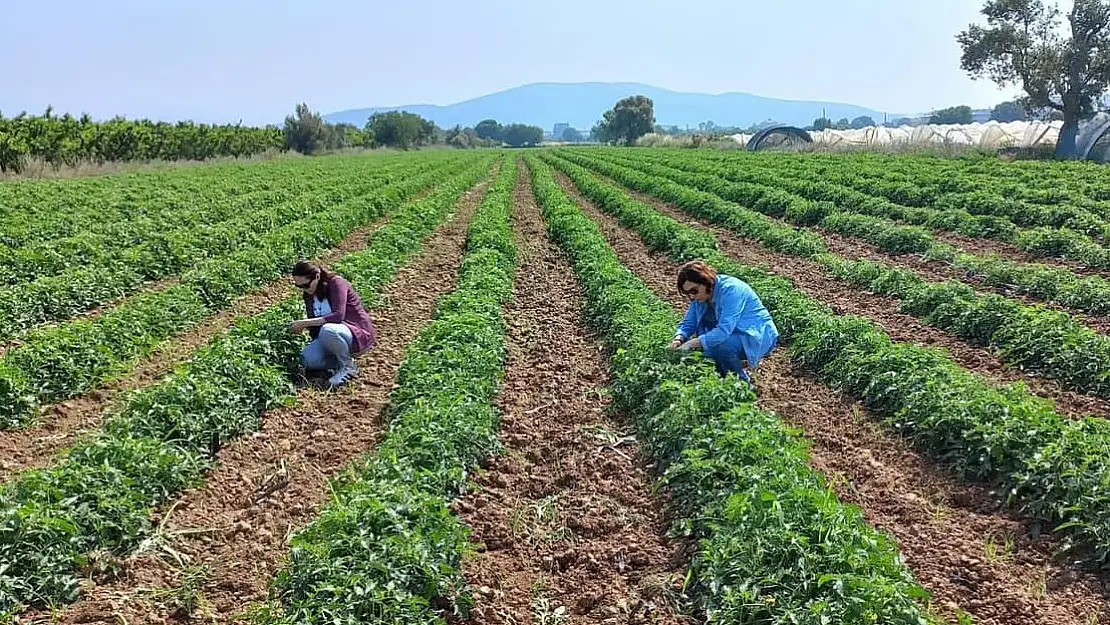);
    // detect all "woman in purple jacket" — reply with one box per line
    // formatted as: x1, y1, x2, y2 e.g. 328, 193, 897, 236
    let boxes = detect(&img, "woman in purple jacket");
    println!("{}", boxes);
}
288, 260, 377, 387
